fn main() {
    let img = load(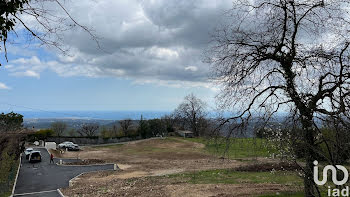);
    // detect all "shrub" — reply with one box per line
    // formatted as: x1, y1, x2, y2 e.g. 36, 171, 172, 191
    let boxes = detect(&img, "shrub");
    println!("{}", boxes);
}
100, 127, 112, 139
28, 129, 53, 141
